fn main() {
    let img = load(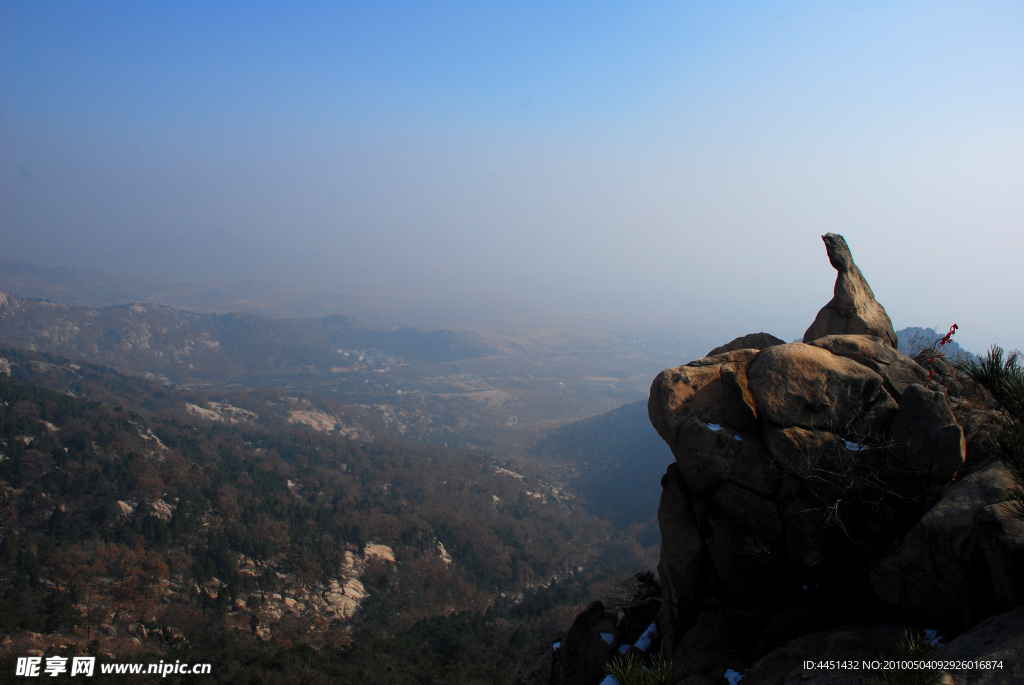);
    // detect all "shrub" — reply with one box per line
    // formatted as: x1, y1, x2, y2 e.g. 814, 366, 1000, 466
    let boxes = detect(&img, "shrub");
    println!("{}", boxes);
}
603, 653, 679, 685
956, 345, 1024, 419
868, 629, 943, 685
956, 345, 1024, 521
